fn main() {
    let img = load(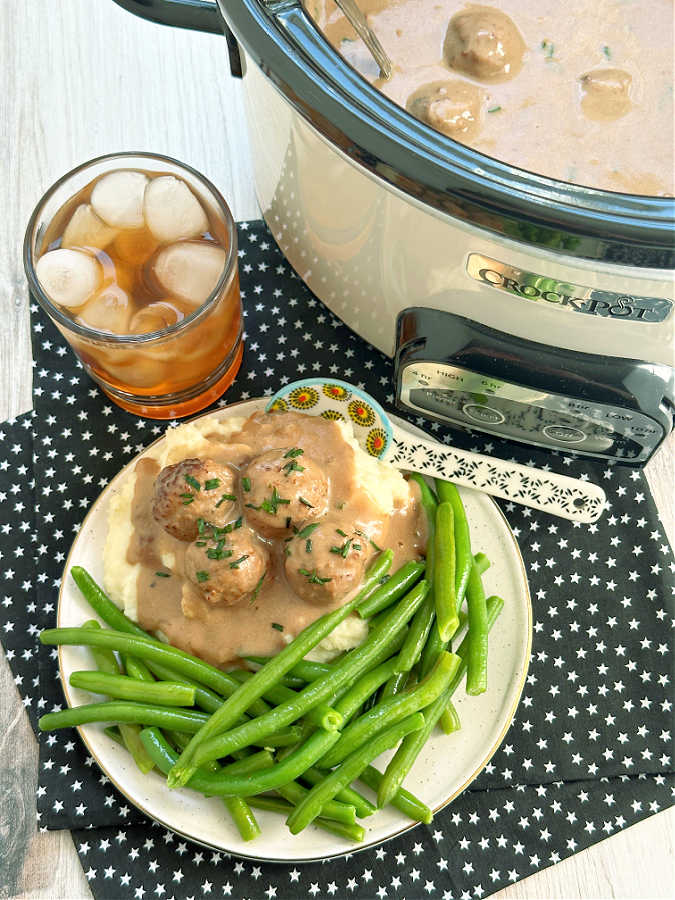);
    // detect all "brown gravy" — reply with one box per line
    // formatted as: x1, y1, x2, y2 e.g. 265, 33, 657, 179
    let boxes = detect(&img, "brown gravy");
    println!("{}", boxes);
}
127, 411, 425, 666
305, 0, 674, 195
